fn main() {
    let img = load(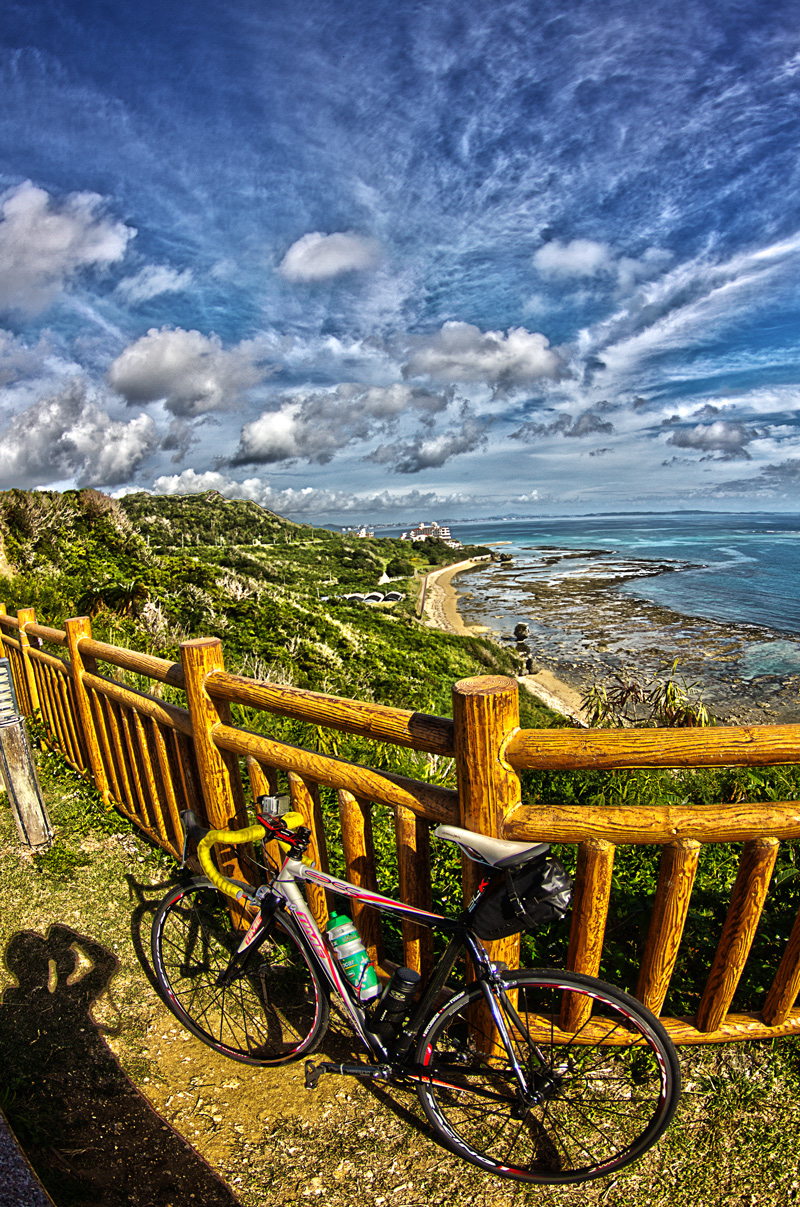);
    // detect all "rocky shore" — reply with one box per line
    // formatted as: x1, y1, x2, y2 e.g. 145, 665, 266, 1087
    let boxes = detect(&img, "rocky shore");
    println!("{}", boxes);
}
434, 553, 800, 727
